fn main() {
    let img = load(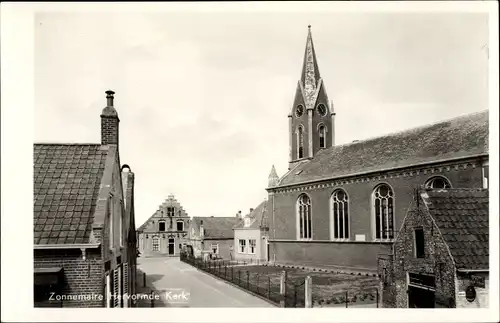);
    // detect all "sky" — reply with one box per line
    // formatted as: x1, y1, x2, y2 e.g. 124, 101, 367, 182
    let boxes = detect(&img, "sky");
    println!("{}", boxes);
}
33, 9, 489, 228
